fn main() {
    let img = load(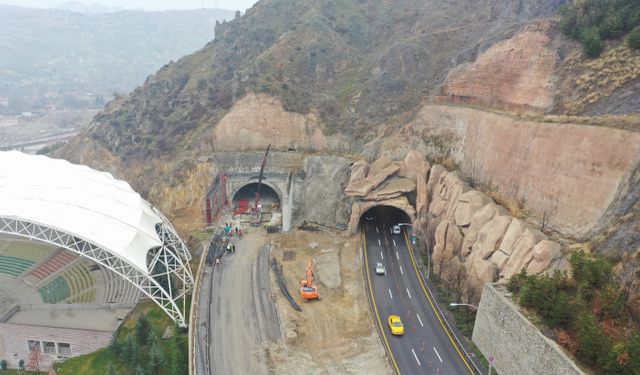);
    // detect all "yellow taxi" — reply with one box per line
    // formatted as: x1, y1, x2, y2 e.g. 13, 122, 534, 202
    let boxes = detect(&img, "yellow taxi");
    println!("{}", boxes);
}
388, 315, 404, 335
